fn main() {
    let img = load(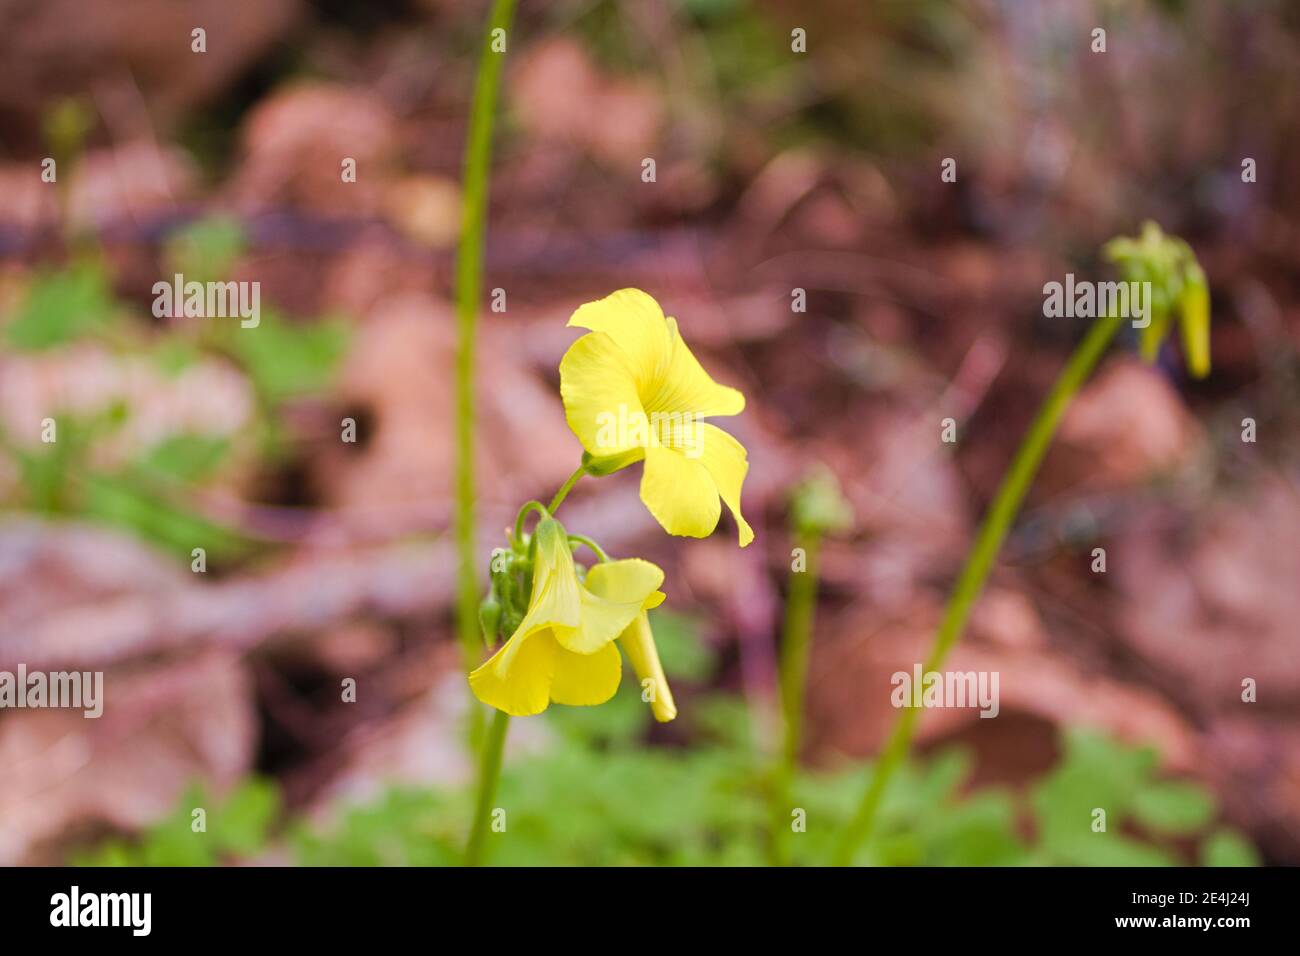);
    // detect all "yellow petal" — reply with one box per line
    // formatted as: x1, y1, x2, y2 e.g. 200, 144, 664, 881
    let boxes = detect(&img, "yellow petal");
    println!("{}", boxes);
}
552, 558, 664, 655
553, 586, 644, 655
526, 518, 582, 628
584, 558, 665, 604
1139, 310, 1172, 364
642, 317, 744, 419
639, 443, 721, 539
568, 289, 671, 392
1179, 270, 1211, 379
620, 613, 676, 722
468, 630, 558, 717
559, 332, 649, 458
696, 423, 754, 547
550, 641, 622, 707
